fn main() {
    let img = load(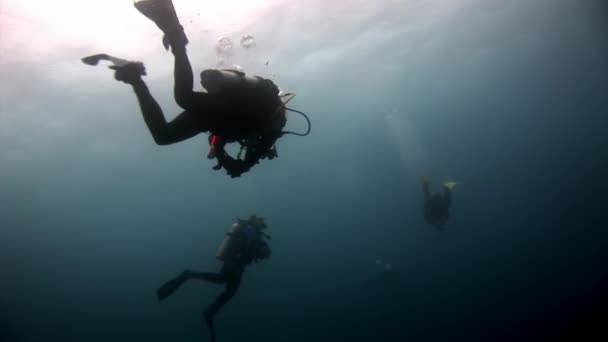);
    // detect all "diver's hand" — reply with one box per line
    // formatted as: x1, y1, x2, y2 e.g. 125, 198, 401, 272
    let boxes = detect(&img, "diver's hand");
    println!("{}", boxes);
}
215, 151, 249, 177
224, 161, 249, 178
109, 62, 146, 85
